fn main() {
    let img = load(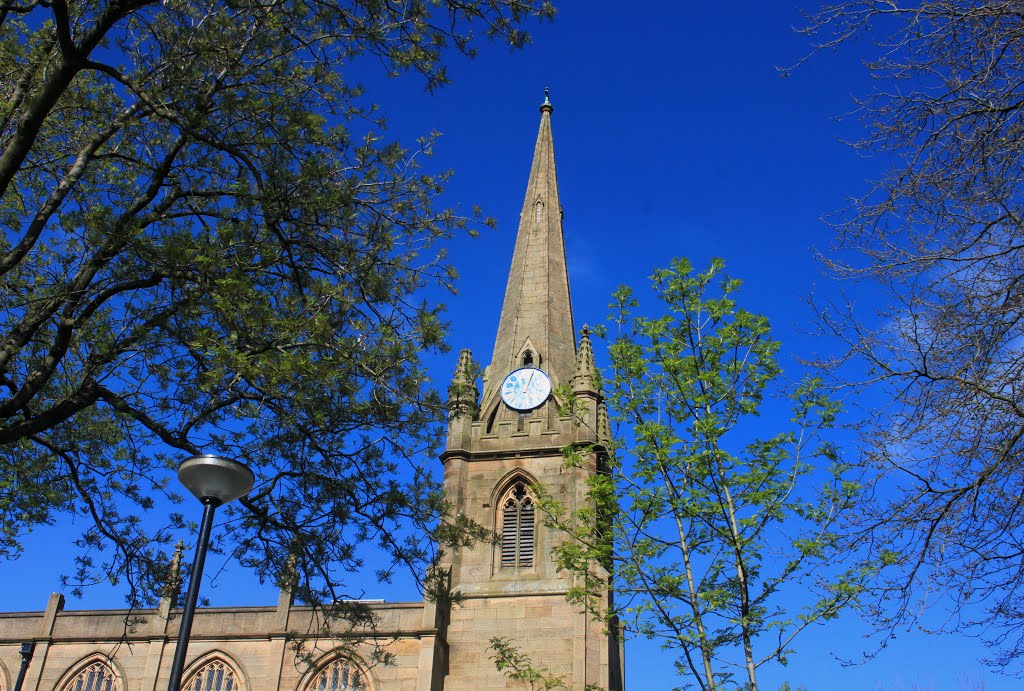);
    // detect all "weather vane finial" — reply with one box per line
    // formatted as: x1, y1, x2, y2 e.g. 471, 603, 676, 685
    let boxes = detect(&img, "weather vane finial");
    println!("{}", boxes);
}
540, 87, 553, 113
